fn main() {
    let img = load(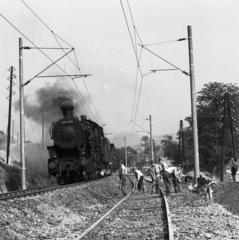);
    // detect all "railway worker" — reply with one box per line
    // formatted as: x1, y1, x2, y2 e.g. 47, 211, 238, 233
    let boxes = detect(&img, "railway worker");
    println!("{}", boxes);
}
119, 162, 127, 195
167, 165, 183, 193
132, 167, 144, 192
158, 157, 172, 196
149, 164, 156, 194
231, 160, 238, 182
152, 163, 161, 194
